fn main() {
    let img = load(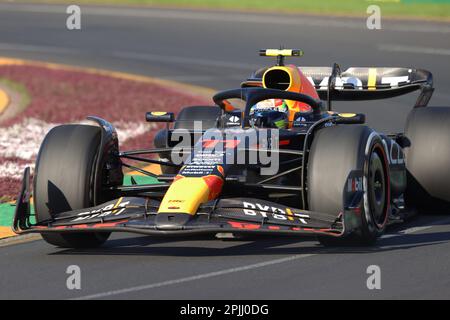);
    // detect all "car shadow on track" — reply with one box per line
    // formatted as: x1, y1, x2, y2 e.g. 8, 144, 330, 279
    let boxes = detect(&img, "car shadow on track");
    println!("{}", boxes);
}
48, 228, 450, 257
51, 236, 324, 257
